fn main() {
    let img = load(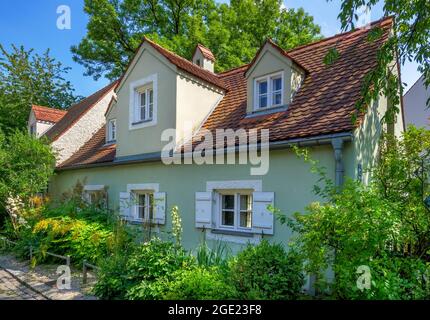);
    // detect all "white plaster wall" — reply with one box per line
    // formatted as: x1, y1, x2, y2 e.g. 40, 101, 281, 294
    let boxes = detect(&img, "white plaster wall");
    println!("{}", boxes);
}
176, 73, 224, 144
192, 49, 215, 72
28, 112, 54, 137
404, 75, 430, 129
52, 90, 114, 165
